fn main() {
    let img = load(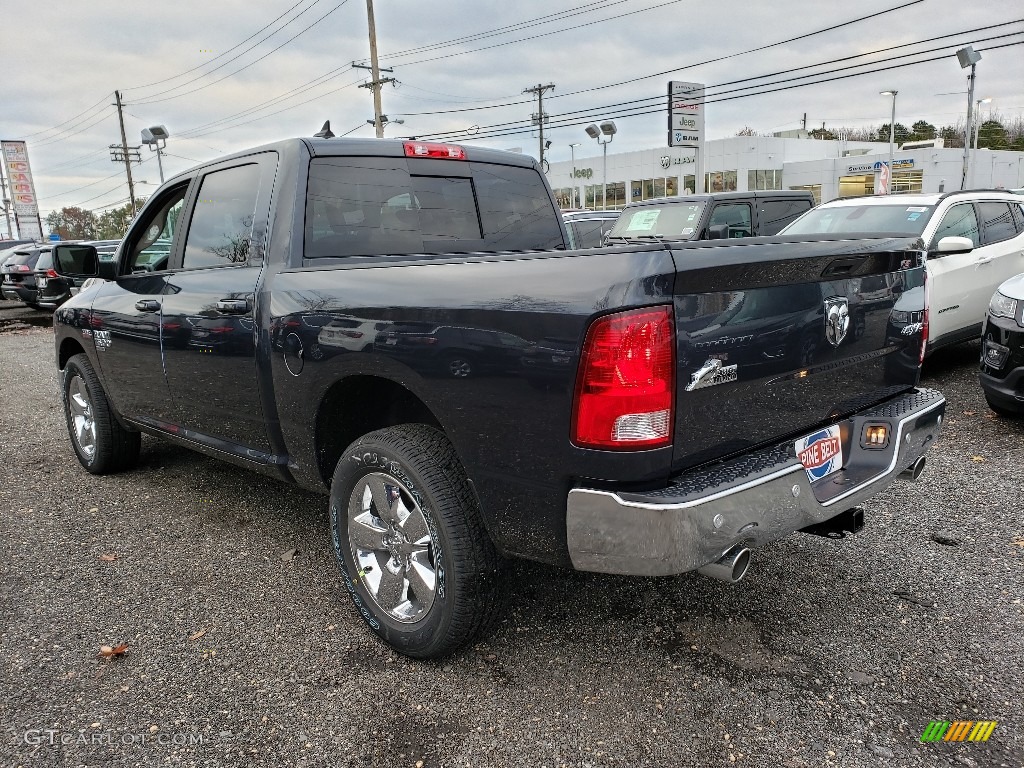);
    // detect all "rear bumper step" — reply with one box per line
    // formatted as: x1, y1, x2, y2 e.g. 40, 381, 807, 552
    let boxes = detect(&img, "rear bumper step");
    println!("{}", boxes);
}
566, 387, 944, 576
